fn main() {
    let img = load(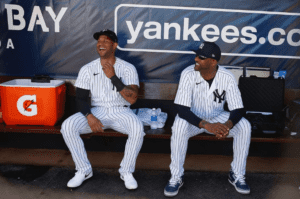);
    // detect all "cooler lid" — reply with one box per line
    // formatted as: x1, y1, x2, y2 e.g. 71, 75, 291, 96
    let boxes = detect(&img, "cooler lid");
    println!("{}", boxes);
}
0, 79, 65, 88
